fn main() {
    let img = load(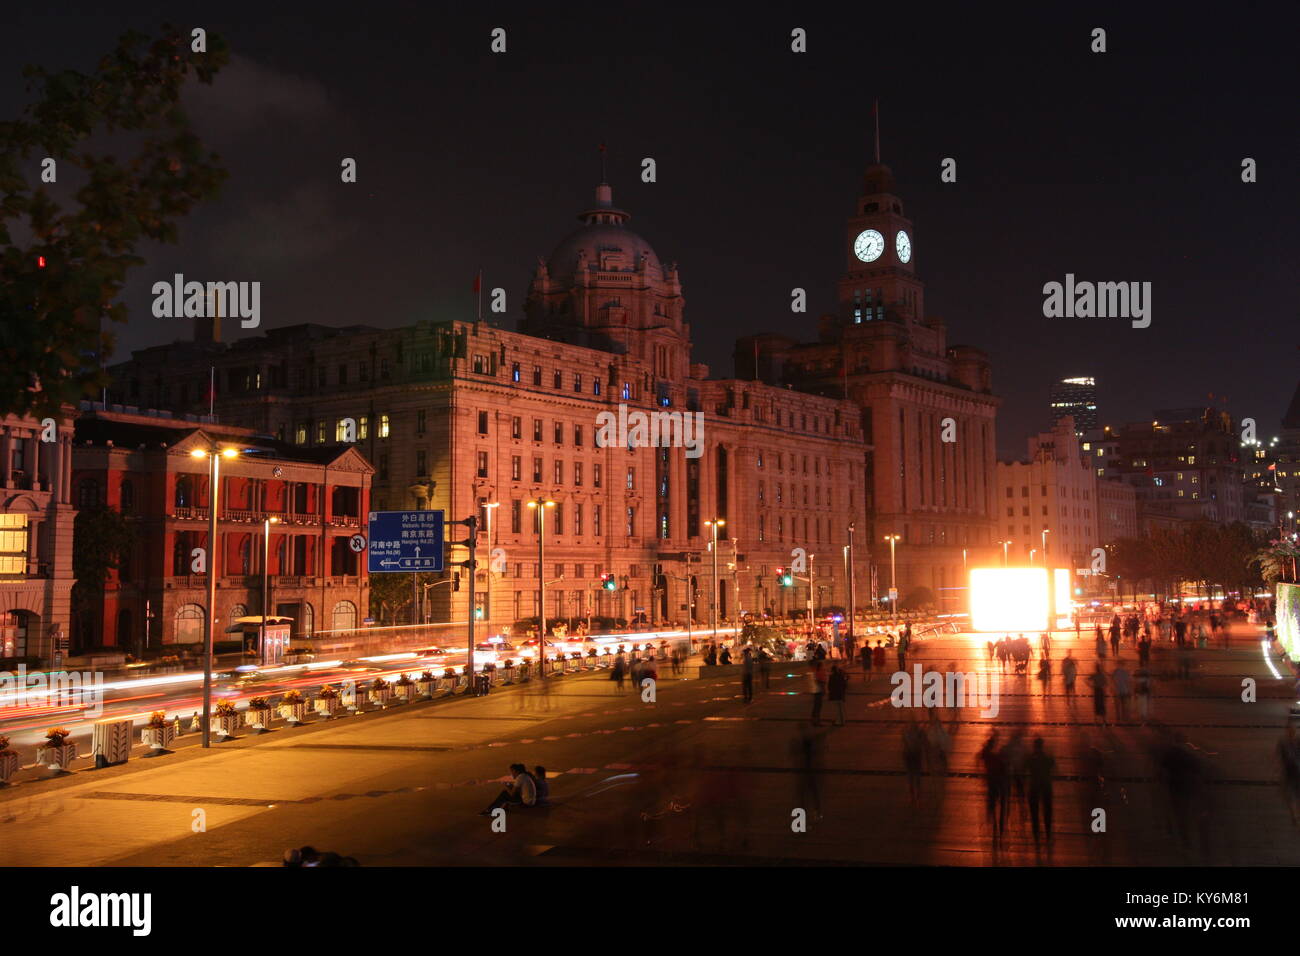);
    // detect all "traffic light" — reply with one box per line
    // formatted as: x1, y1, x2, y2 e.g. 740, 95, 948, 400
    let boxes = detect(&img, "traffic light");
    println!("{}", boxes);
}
453, 571, 461, 592
601, 572, 617, 591
777, 567, 793, 587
